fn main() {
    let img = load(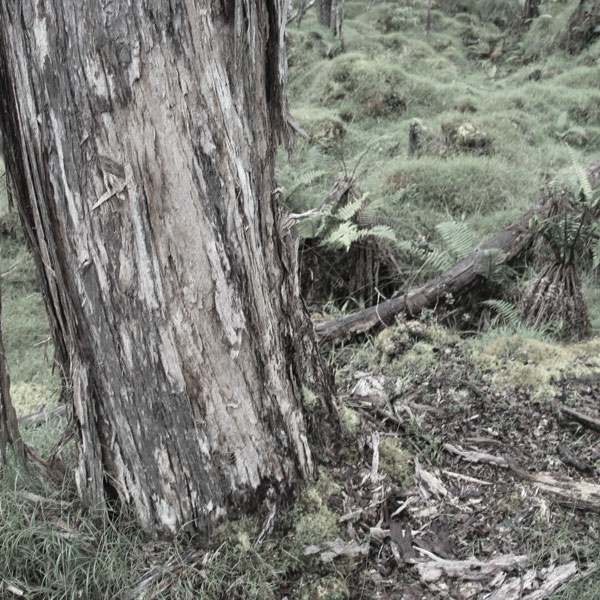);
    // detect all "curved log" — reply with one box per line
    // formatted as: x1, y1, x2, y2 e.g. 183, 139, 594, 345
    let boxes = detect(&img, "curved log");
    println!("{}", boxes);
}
315, 160, 600, 343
